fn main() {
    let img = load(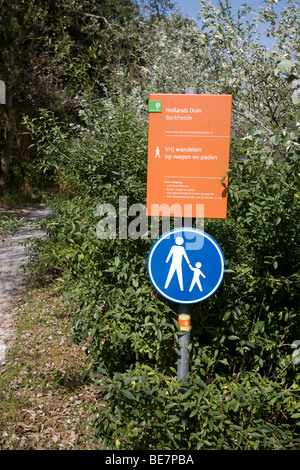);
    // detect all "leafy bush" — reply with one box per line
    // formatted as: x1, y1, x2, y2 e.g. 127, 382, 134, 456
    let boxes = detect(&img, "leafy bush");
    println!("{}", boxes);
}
92, 366, 299, 450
